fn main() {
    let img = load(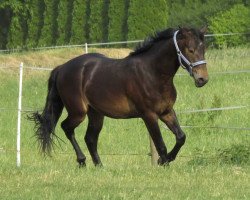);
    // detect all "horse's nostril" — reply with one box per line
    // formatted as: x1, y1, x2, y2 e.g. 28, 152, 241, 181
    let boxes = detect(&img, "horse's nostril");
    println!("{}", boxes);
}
197, 77, 208, 85
198, 77, 205, 83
